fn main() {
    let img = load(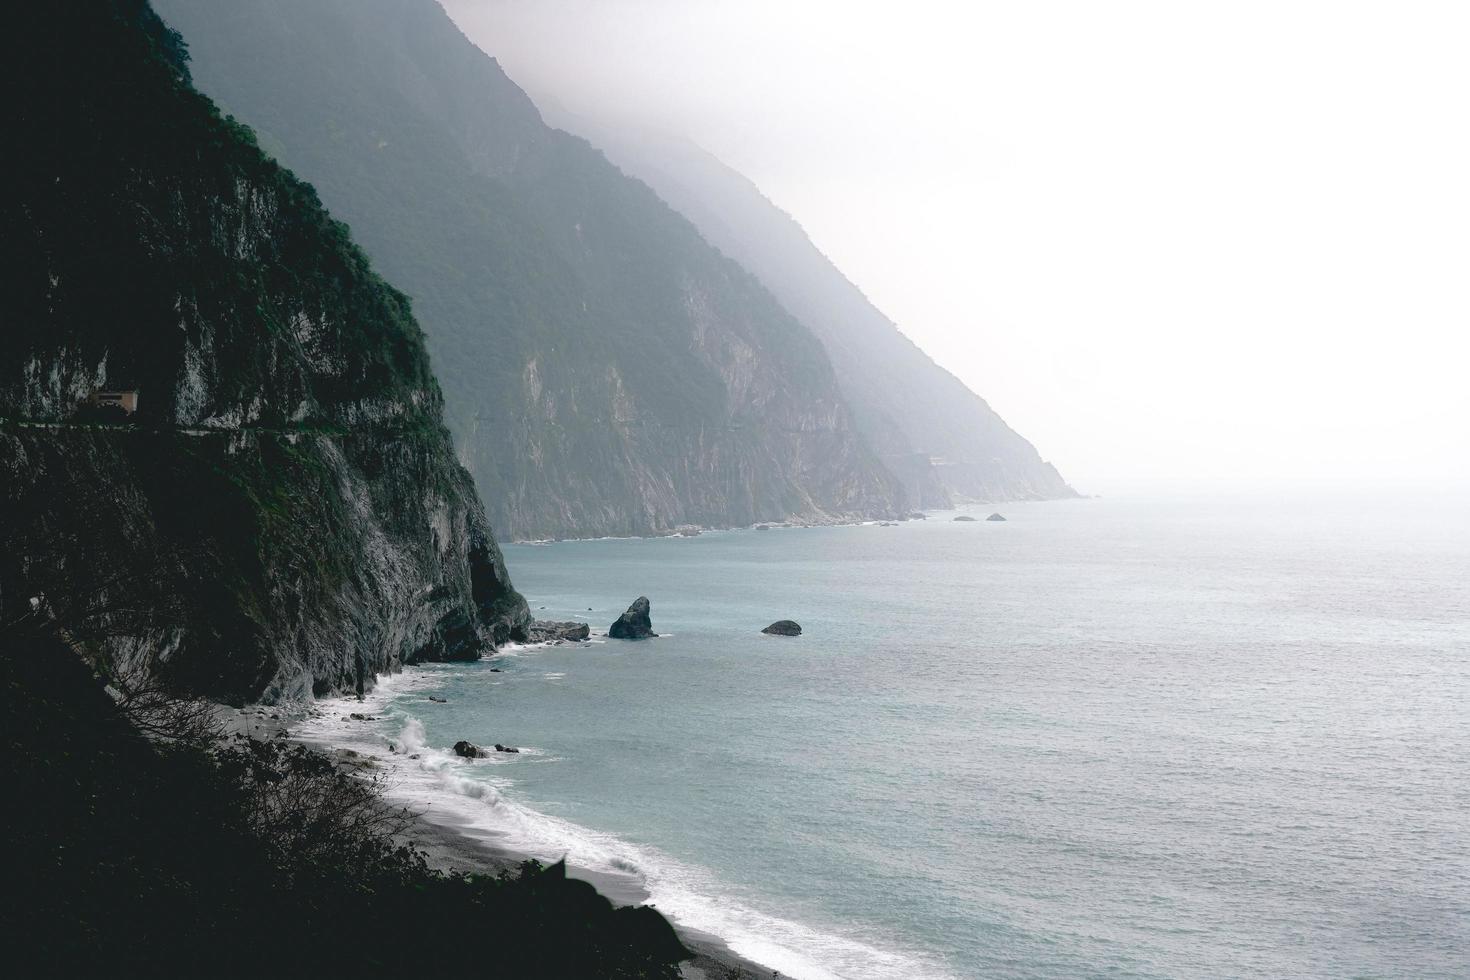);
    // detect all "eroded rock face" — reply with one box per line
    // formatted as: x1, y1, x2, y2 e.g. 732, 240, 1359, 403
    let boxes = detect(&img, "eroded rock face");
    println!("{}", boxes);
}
761, 620, 802, 637
527, 621, 592, 643
0, 7, 529, 705
608, 597, 658, 640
